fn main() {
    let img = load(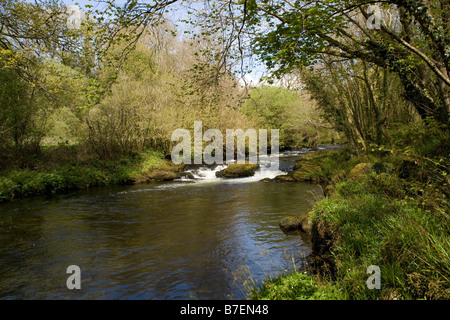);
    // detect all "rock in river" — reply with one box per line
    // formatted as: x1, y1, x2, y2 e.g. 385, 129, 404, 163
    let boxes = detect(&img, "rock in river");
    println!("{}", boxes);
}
279, 212, 312, 234
216, 163, 259, 178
